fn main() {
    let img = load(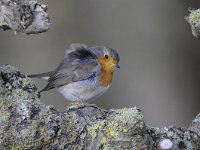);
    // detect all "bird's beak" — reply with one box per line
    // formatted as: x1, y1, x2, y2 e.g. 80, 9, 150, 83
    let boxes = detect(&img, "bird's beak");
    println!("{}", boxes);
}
116, 64, 120, 68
